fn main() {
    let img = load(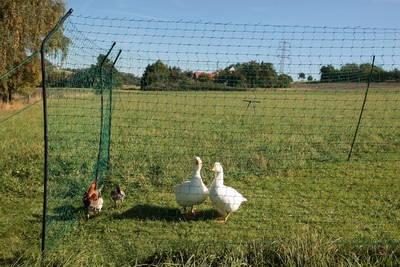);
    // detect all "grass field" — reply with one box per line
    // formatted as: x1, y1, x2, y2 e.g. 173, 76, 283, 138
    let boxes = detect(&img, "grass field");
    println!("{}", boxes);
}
1, 87, 399, 266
